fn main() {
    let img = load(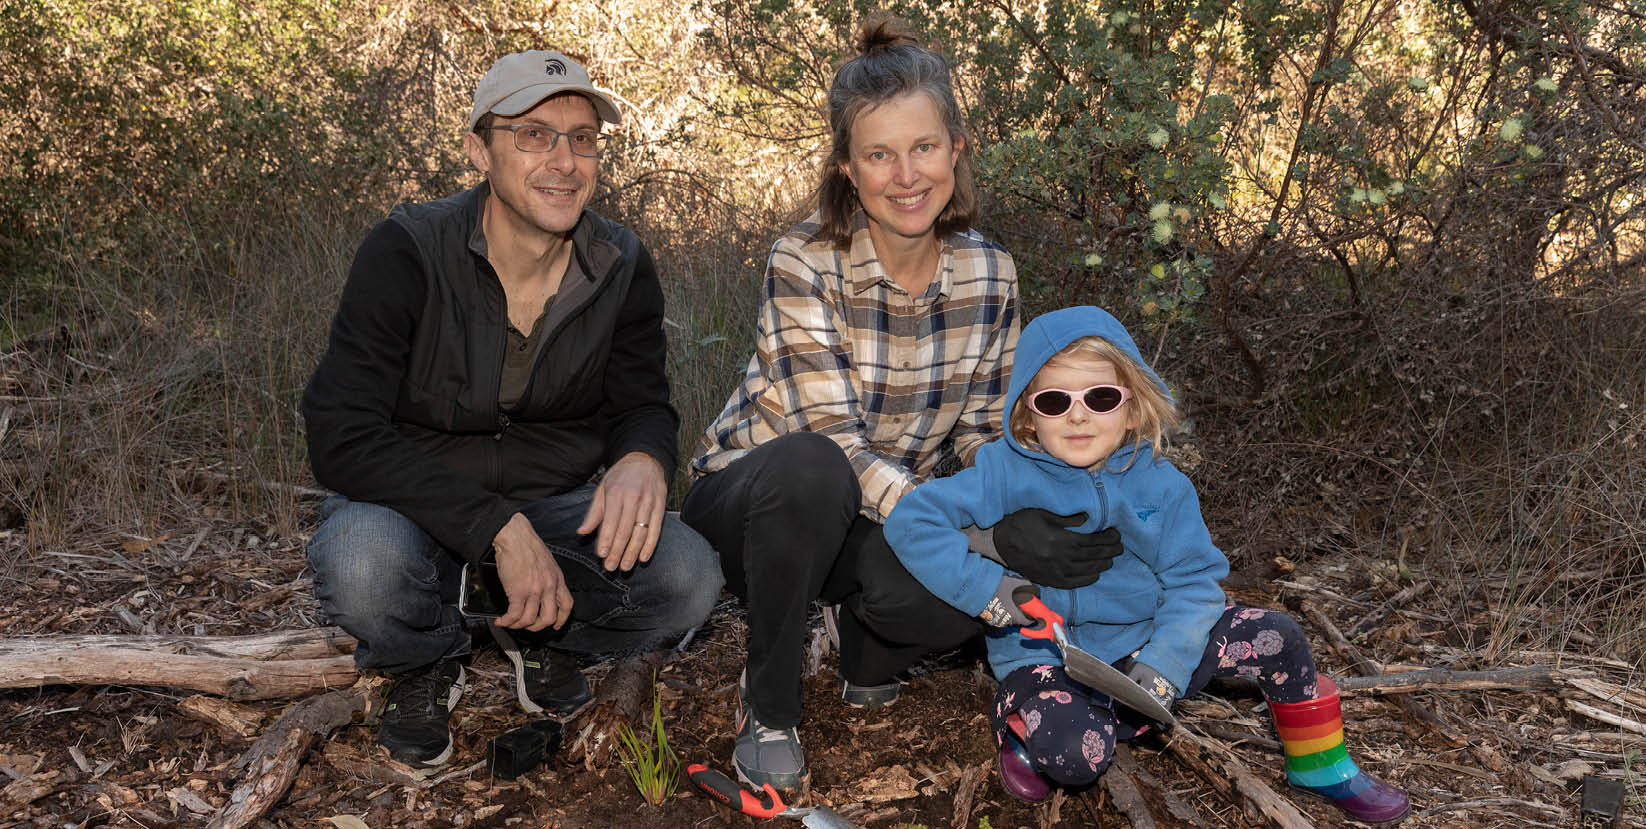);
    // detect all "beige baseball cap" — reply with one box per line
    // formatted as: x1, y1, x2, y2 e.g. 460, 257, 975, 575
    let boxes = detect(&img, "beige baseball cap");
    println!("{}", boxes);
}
468, 50, 621, 130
